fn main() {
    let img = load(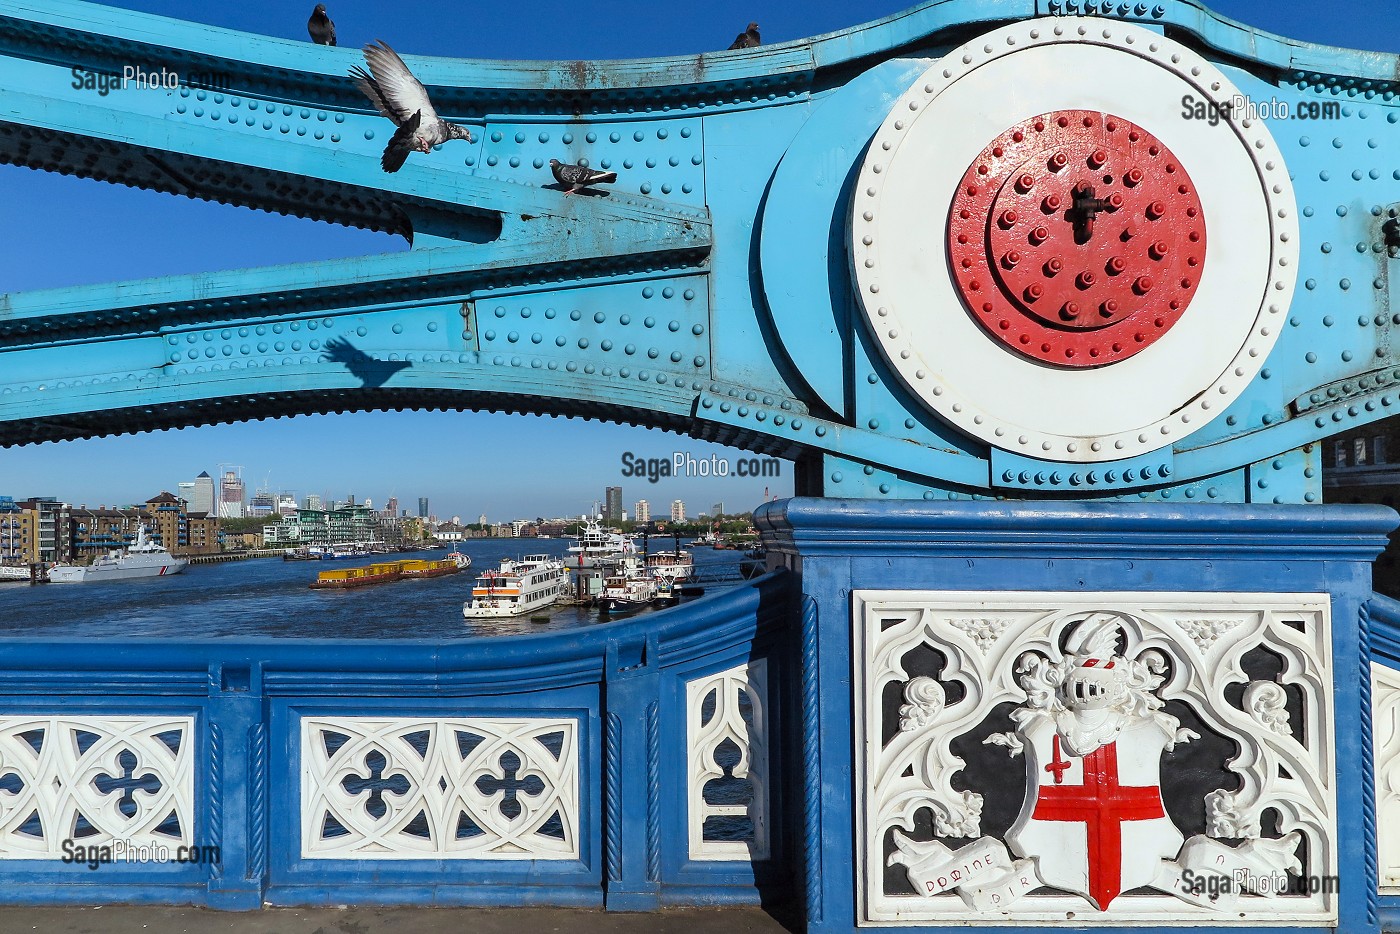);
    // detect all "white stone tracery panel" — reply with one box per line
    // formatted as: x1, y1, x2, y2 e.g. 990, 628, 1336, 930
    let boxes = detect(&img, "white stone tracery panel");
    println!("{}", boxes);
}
301, 716, 579, 859
686, 660, 770, 860
1375, 663, 1400, 894
853, 591, 1337, 926
0, 715, 194, 857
